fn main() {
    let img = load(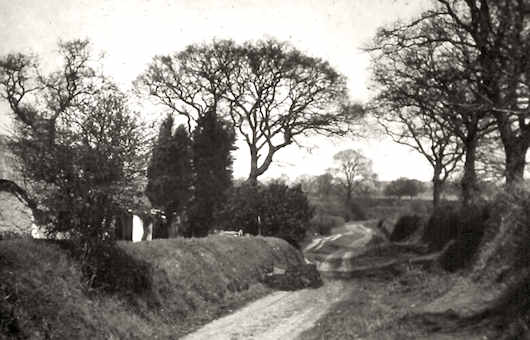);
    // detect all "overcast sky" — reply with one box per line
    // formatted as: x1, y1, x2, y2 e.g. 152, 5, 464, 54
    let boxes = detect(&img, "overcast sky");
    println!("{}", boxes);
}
0, 0, 434, 182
